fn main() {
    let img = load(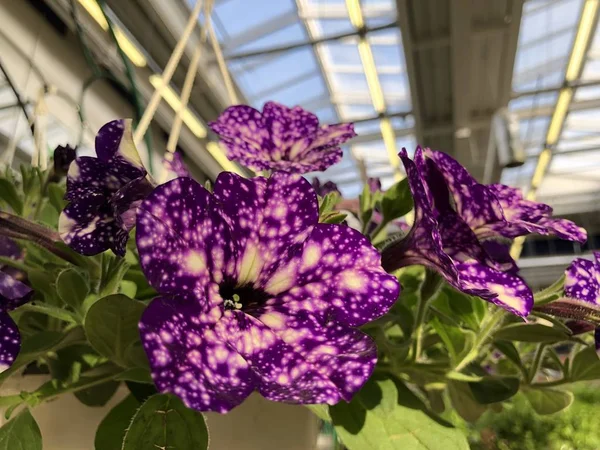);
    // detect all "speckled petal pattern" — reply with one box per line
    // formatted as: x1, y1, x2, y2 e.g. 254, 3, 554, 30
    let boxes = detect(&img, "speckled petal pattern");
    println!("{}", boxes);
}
209, 102, 355, 173
137, 170, 399, 412
60, 119, 152, 256
455, 261, 533, 317
0, 312, 20, 374
564, 253, 600, 305
139, 294, 256, 413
